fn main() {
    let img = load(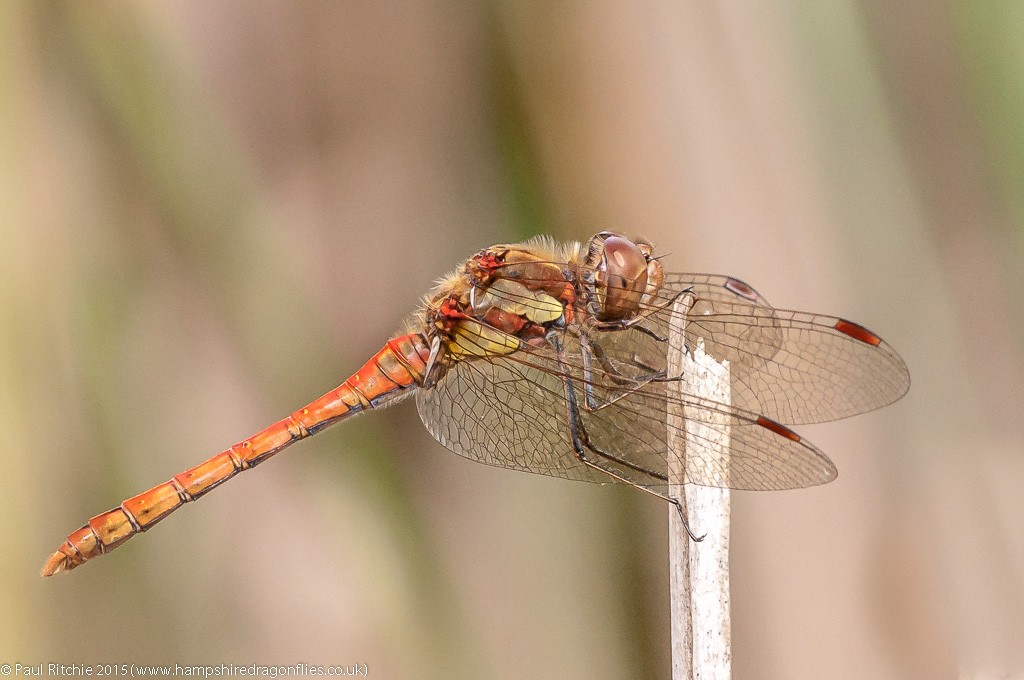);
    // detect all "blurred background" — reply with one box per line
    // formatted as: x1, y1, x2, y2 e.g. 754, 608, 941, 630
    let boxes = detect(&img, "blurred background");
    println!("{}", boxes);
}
2, 1, 1022, 678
